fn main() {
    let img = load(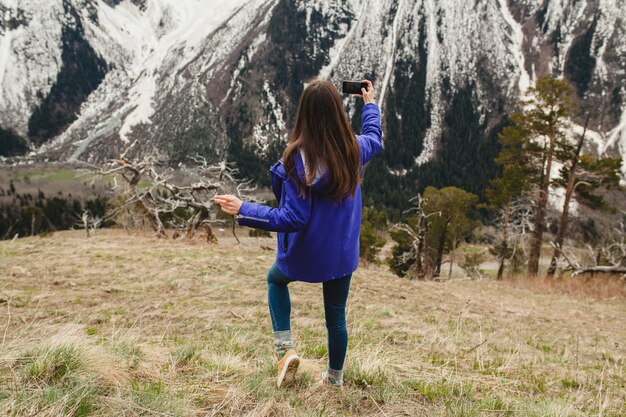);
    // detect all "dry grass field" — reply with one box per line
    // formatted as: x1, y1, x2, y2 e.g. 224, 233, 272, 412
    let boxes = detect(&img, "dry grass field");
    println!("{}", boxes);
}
0, 230, 624, 416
